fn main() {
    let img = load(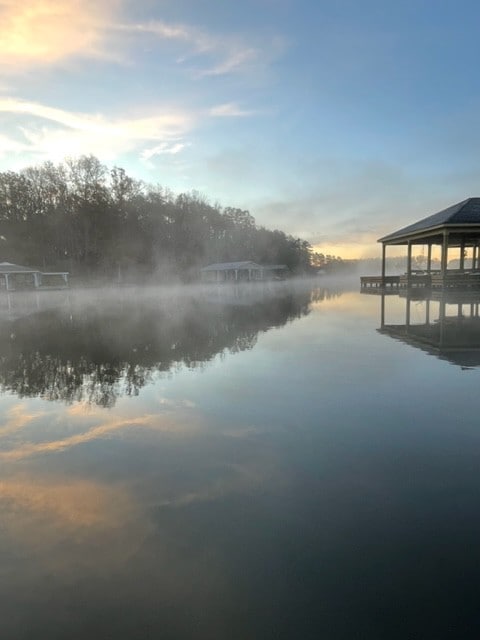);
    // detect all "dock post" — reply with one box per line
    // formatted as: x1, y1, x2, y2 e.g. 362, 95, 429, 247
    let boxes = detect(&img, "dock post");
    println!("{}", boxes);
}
441, 231, 449, 282
381, 243, 386, 285
407, 241, 412, 285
